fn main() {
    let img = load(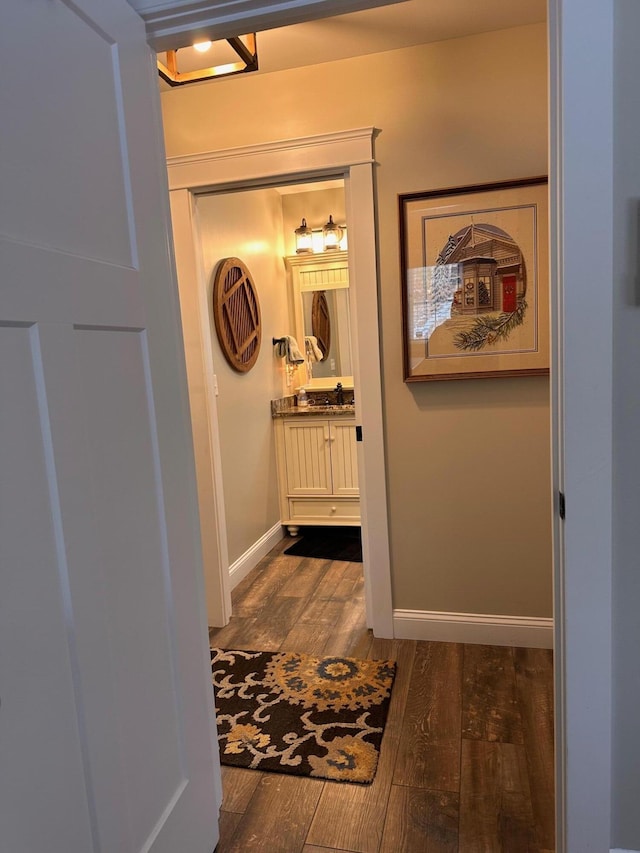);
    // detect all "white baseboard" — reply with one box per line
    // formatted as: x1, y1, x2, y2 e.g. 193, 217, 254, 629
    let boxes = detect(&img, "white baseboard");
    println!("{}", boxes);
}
393, 608, 553, 648
228, 522, 284, 591
611, 849, 640, 852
